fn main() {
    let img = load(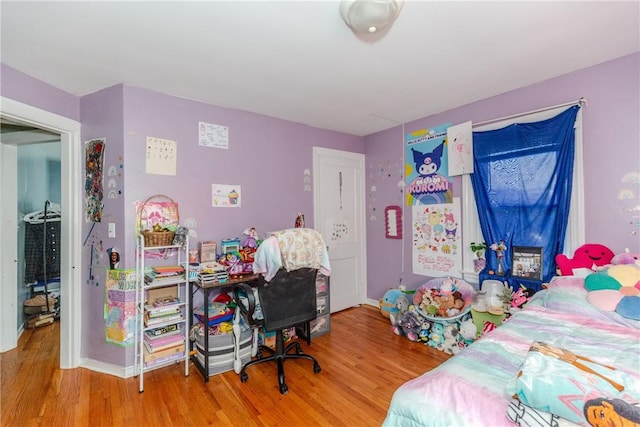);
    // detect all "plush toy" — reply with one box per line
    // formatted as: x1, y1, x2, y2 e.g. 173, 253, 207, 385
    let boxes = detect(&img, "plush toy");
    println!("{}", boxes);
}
458, 317, 477, 345
442, 323, 461, 355
611, 248, 640, 266
380, 289, 410, 321
427, 323, 445, 350
584, 263, 640, 320
172, 226, 189, 246
555, 243, 615, 276
391, 308, 423, 342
